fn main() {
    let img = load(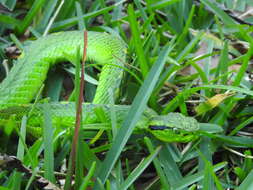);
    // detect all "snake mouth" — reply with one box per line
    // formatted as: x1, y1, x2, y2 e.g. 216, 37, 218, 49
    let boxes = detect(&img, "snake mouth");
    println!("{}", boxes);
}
148, 125, 198, 142
148, 125, 184, 135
